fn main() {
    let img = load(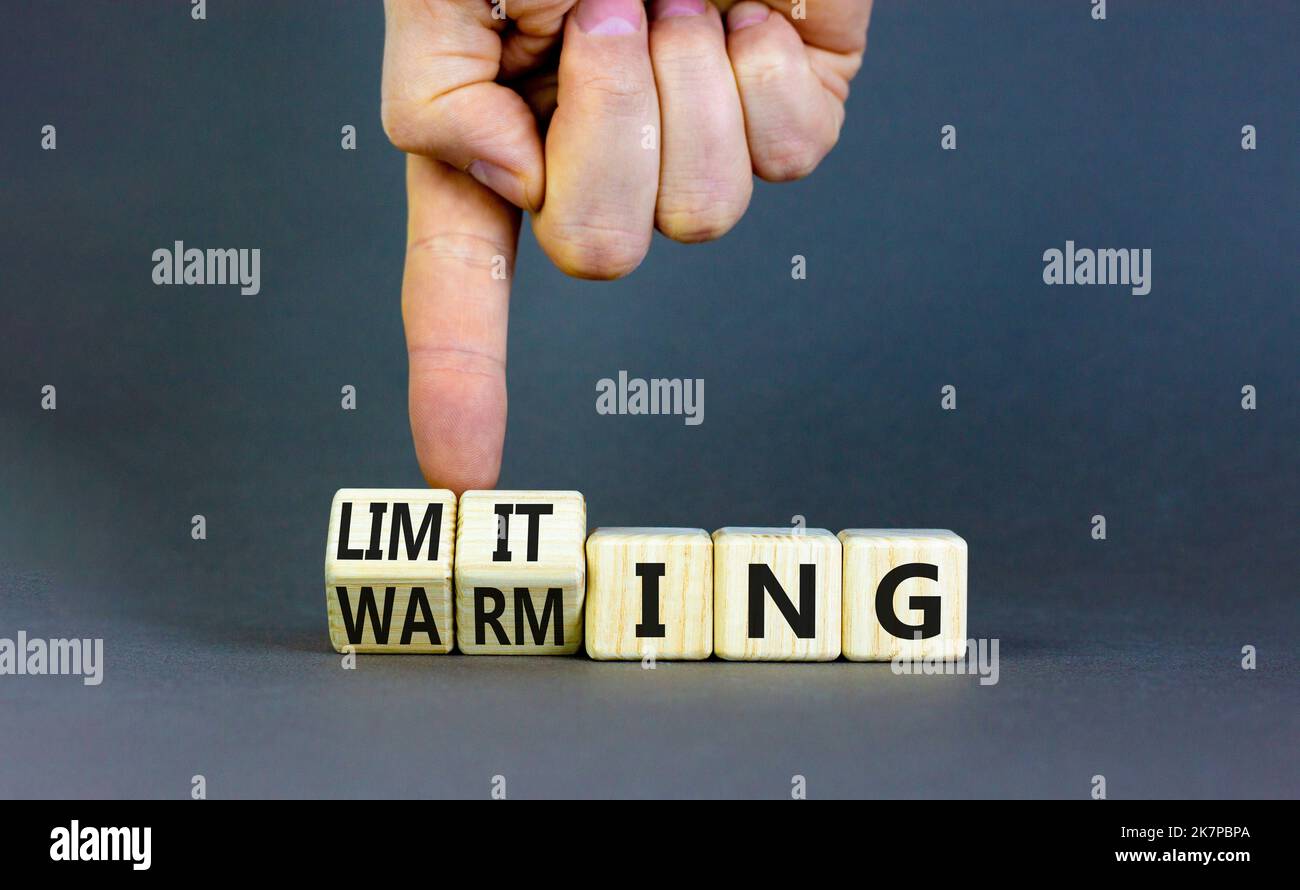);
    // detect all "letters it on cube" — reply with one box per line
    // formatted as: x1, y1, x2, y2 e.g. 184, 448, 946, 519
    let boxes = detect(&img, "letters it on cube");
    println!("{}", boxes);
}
713, 527, 842, 661
840, 529, 967, 661
455, 490, 586, 655
324, 488, 456, 654
585, 528, 713, 661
